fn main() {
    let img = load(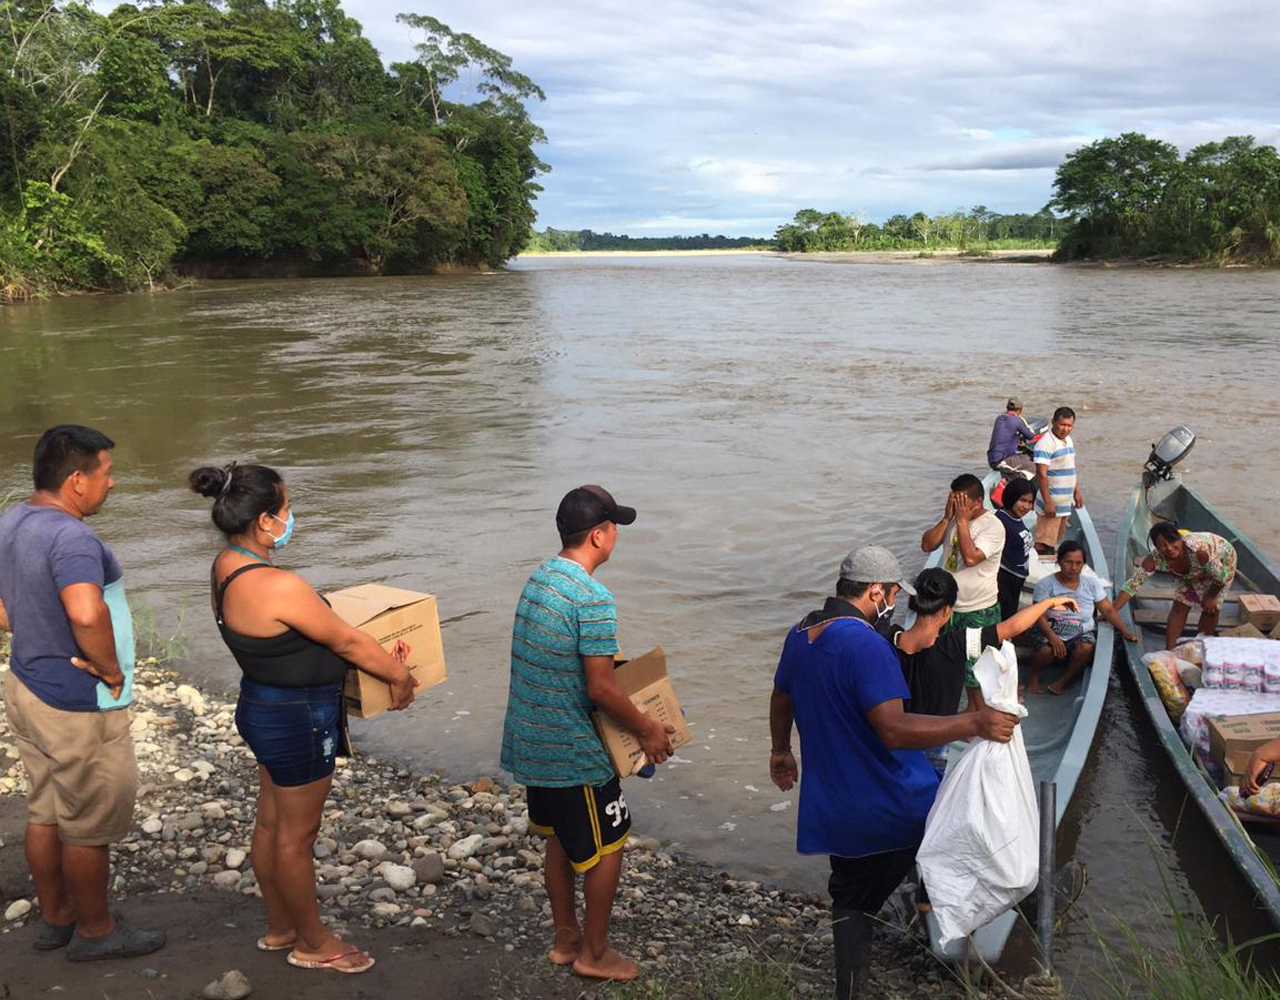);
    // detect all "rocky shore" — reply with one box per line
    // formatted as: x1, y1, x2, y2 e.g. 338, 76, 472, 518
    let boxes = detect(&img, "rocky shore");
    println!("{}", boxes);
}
0, 656, 984, 999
